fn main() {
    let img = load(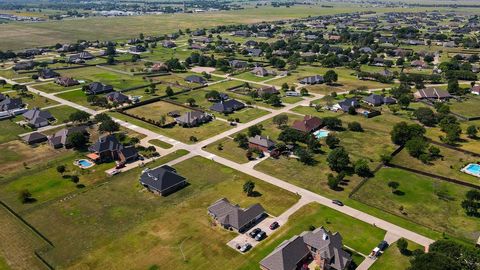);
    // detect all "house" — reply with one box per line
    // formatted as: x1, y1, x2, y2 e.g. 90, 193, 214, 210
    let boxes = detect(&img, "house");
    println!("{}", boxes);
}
229, 60, 248, 69
66, 52, 95, 63
248, 135, 276, 152
55, 77, 79, 87
363, 94, 396, 106
414, 87, 452, 100
162, 40, 177, 48
257, 86, 279, 96
38, 68, 59, 79
470, 85, 480, 95
359, 47, 374, 53
333, 98, 360, 112
48, 126, 88, 148
411, 60, 428, 69
244, 40, 258, 47
13, 61, 35, 71
85, 82, 114, 95
210, 99, 245, 114
300, 75, 324, 85
21, 132, 48, 145
0, 97, 24, 112
150, 63, 169, 72
129, 45, 146, 53
252, 67, 275, 77
185, 75, 207, 85
247, 48, 263, 57
106, 91, 129, 104
260, 227, 351, 270
292, 115, 323, 133
87, 134, 138, 163
139, 165, 187, 196
175, 111, 211, 127
22, 108, 54, 128
207, 198, 266, 233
